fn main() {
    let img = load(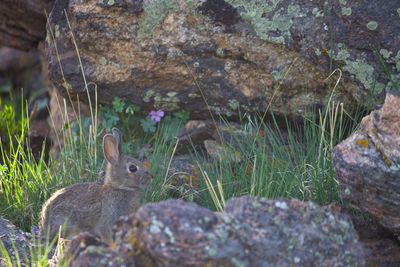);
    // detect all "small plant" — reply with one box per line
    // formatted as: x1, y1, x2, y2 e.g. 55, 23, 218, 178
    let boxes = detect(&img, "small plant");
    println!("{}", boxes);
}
0, 99, 22, 139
